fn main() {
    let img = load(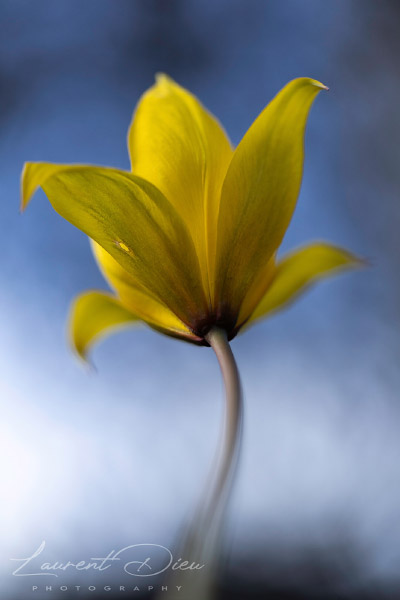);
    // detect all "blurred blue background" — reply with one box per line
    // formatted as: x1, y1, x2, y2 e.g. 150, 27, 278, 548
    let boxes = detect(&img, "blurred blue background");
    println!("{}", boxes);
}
1, 1, 400, 598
